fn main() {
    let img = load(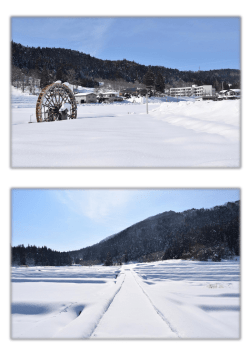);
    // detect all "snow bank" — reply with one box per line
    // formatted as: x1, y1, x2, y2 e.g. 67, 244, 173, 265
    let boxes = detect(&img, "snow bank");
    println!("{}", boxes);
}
12, 86, 31, 97
11, 87, 38, 109
152, 100, 240, 142
134, 258, 240, 282
11, 90, 240, 167
60, 102, 71, 111
72, 85, 95, 94
126, 96, 195, 104
54, 273, 125, 338
127, 96, 167, 104
133, 259, 240, 338
11, 266, 123, 339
